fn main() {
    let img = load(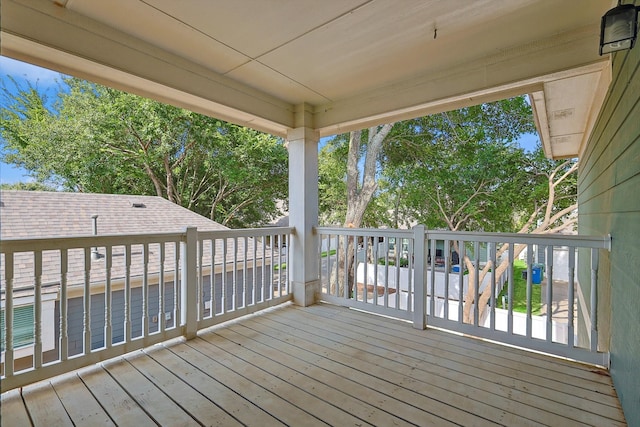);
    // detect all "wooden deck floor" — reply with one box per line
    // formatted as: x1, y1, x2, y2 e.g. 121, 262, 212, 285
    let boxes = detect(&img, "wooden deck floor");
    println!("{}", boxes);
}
1, 302, 626, 426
